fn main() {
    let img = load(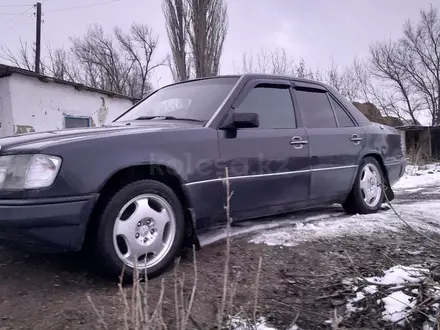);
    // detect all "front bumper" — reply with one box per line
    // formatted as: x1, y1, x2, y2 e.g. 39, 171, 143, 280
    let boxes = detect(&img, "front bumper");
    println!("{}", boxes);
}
0, 194, 99, 253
